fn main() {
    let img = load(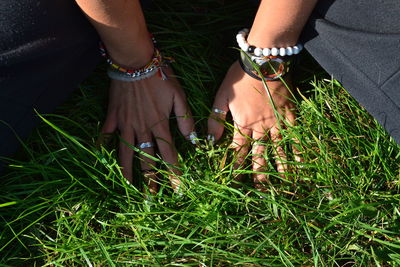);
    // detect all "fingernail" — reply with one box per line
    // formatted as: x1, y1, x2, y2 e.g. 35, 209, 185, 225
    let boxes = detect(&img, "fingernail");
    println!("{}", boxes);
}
176, 190, 183, 198
170, 176, 184, 197
96, 133, 113, 148
173, 184, 184, 197
188, 131, 199, 145
207, 134, 215, 145
144, 194, 154, 207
